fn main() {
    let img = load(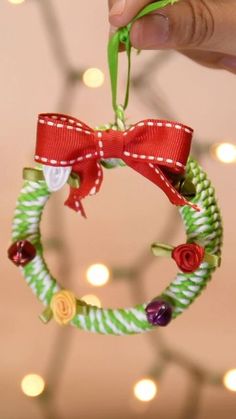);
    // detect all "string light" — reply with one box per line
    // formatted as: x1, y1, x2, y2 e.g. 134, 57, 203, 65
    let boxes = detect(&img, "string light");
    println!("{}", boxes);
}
21, 374, 45, 397
223, 369, 236, 392
211, 142, 236, 164
81, 294, 102, 307
8, 0, 25, 4
86, 263, 110, 287
133, 378, 158, 402
82, 68, 105, 88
